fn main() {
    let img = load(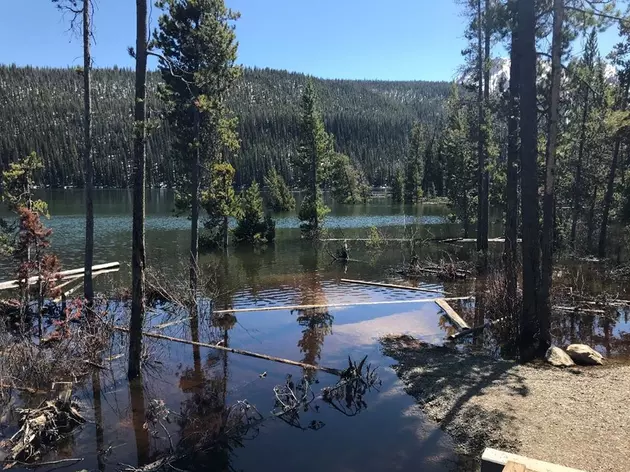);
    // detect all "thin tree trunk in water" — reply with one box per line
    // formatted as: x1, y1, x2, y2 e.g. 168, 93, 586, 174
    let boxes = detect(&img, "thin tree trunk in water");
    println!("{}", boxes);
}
570, 86, 590, 250
92, 370, 105, 472
586, 185, 598, 253
190, 108, 200, 292
540, 0, 563, 354
129, 377, 150, 466
598, 80, 629, 257
83, 0, 94, 303
128, 0, 147, 380
518, 0, 541, 361
476, 0, 488, 254
505, 4, 520, 307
